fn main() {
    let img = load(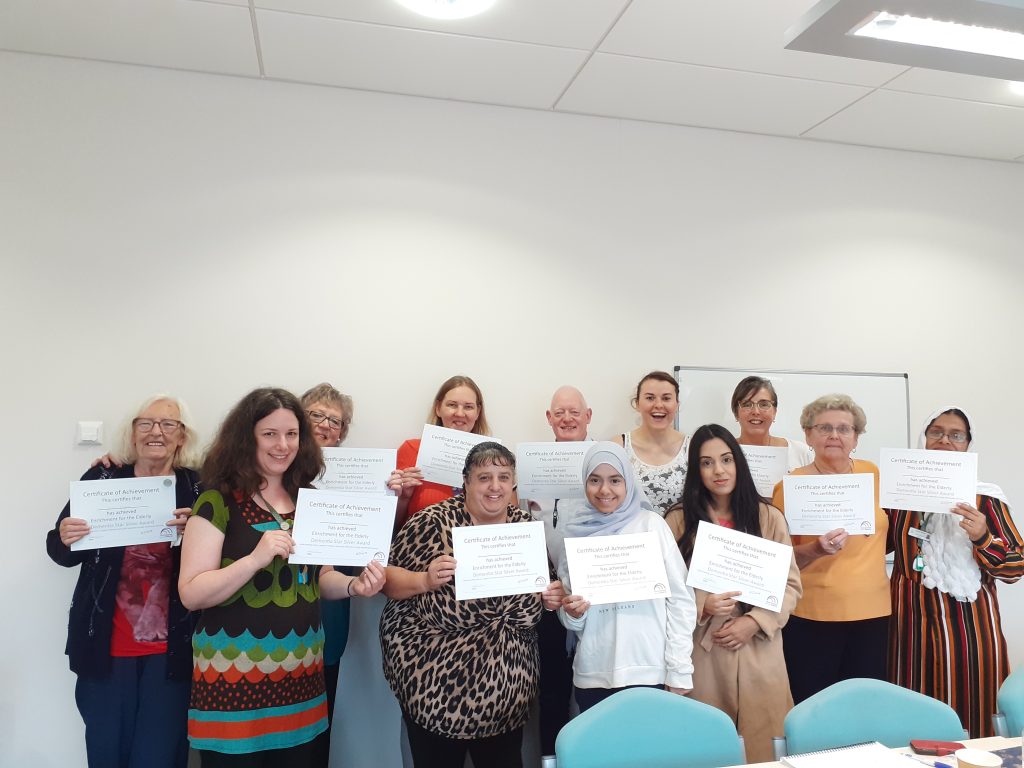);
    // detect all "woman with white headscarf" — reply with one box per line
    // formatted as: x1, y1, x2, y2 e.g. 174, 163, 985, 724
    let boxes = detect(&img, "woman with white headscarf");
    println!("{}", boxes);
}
887, 406, 1023, 737
558, 441, 696, 713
